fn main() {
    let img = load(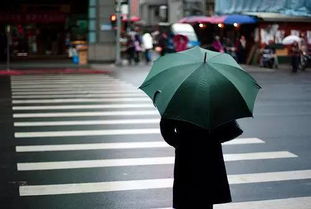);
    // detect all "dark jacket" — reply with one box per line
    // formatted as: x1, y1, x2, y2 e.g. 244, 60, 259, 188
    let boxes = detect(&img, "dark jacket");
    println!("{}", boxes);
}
160, 119, 243, 208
